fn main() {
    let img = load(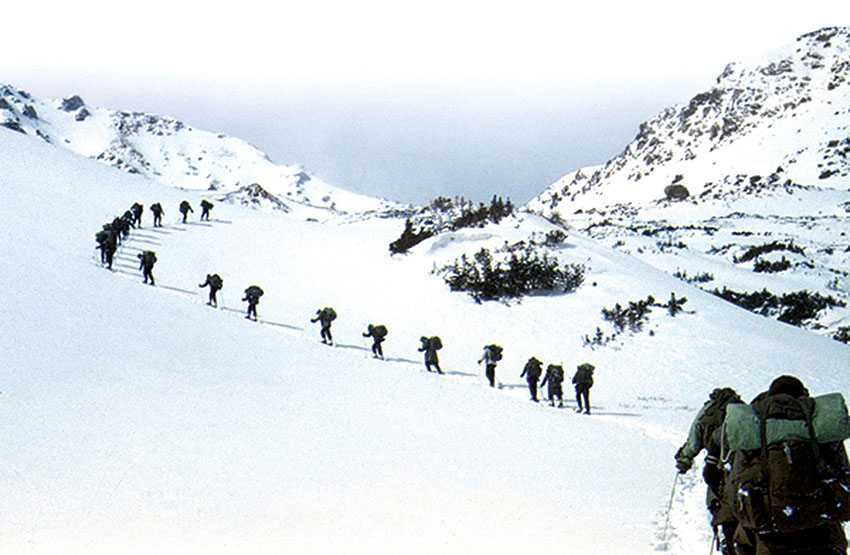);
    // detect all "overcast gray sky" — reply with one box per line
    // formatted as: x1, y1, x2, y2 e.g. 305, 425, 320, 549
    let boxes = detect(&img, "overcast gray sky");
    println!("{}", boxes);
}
4, 1, 846, 204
